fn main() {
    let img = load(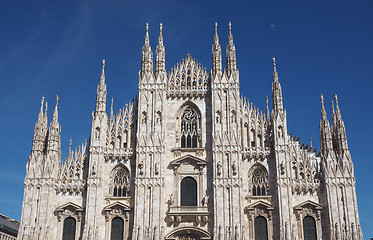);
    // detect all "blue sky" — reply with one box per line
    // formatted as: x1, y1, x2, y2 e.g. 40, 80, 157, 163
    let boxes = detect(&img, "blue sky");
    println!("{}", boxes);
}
0, 0, 372, 237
